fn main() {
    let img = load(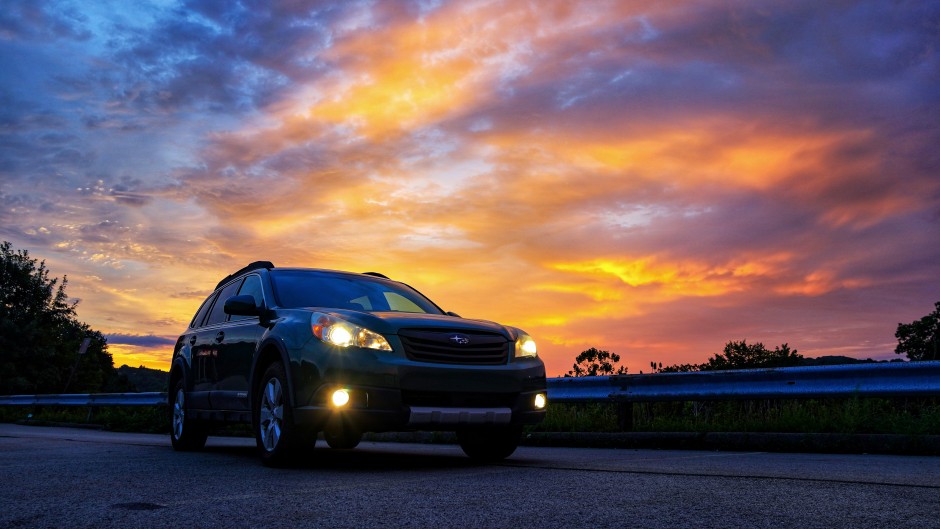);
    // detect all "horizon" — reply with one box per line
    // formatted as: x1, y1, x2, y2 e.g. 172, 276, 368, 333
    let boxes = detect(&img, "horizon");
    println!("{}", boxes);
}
2, 1, 938, 377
